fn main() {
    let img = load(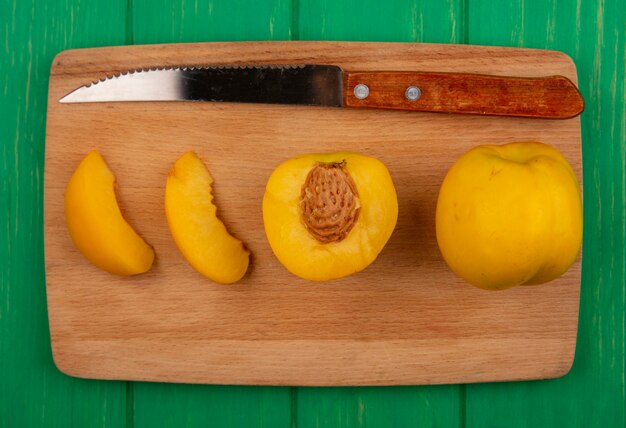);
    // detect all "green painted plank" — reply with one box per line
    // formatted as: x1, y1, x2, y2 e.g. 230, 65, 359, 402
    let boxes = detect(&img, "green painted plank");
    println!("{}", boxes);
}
130, 1, 293, 427
295, 386, 462, 428
466, 0, 626, 427
132, 0, 292, 44
296, 0, 466, 43
0, 0, 129, 427
132, 384, 291, 428
293, 1, 463, 427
